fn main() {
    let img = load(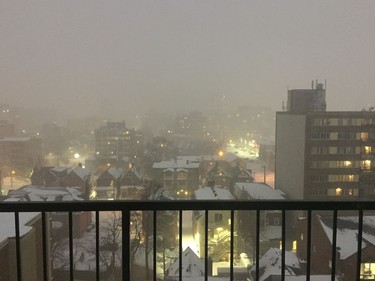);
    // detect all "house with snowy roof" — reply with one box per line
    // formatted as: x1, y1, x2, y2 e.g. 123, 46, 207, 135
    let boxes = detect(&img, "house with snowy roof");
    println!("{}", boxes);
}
30, 165, 91, 198
93, 166, 124, 199
152, 156, 200, 199
297, 215, 375, 281
249, 247, 301, 281
233, 183, 287, 257
193, 186, 235, 262
248, 247, 339, 281
0, 212, 43, 281
119, 165, 145, 186
164, 247, 230, 281
6, 185, 91, 238
205, 162, 253, 189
